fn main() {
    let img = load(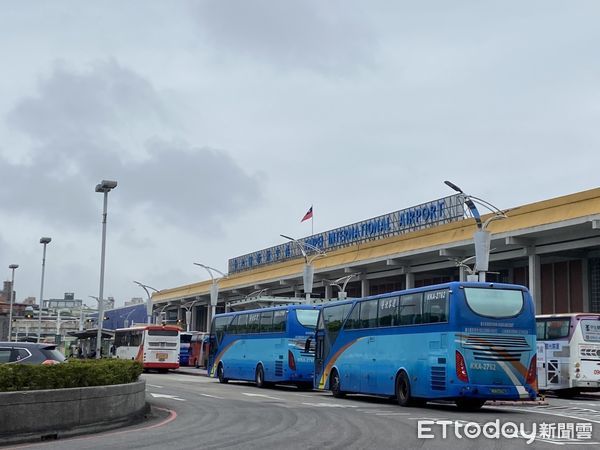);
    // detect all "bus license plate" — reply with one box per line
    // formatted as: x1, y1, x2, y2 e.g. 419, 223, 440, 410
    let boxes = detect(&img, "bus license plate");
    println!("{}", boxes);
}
156, 352, 168, 361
